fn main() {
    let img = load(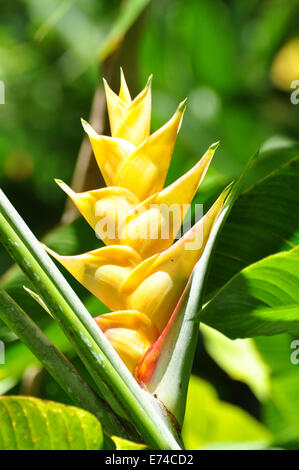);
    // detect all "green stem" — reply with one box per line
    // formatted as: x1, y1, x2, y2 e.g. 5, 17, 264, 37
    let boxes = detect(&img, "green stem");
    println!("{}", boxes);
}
0, 189, 181, 450
0, 287, 128, 439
